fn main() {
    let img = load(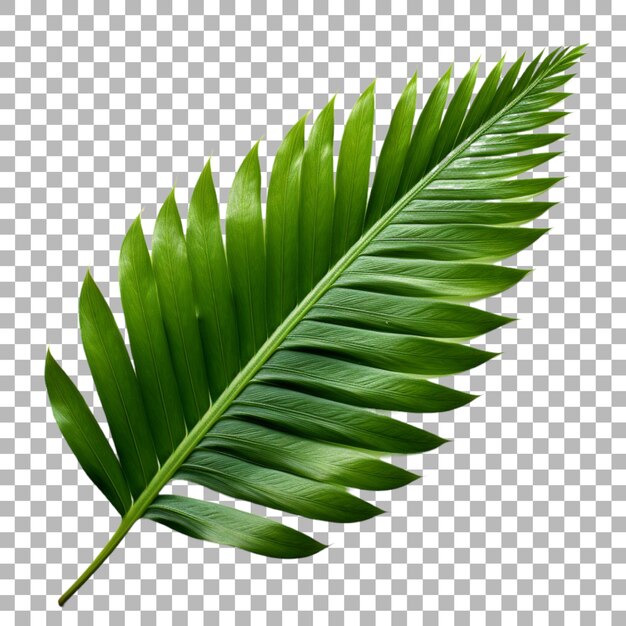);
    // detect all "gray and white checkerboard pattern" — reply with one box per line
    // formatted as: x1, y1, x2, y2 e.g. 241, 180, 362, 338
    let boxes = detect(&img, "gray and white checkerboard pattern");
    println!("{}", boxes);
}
0, 1, 624, 624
